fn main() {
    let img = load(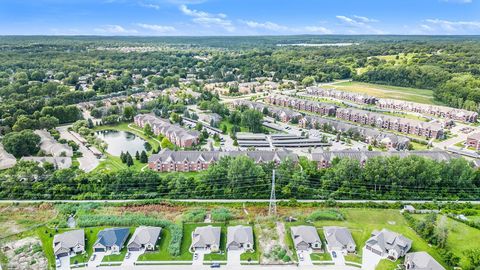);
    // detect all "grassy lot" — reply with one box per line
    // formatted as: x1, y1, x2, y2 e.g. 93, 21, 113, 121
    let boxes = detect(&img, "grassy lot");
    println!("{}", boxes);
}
331, 81, 437, 105
310, 252, 332, 261
92, 153, 146, 173
345, 254, 362, 264
409, 141, 429, 150
442, 216, 480, 269
309, 208, 446, 267
375, 258, 402, 270
138, 227, 192, 261
201, 224, 228, 262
